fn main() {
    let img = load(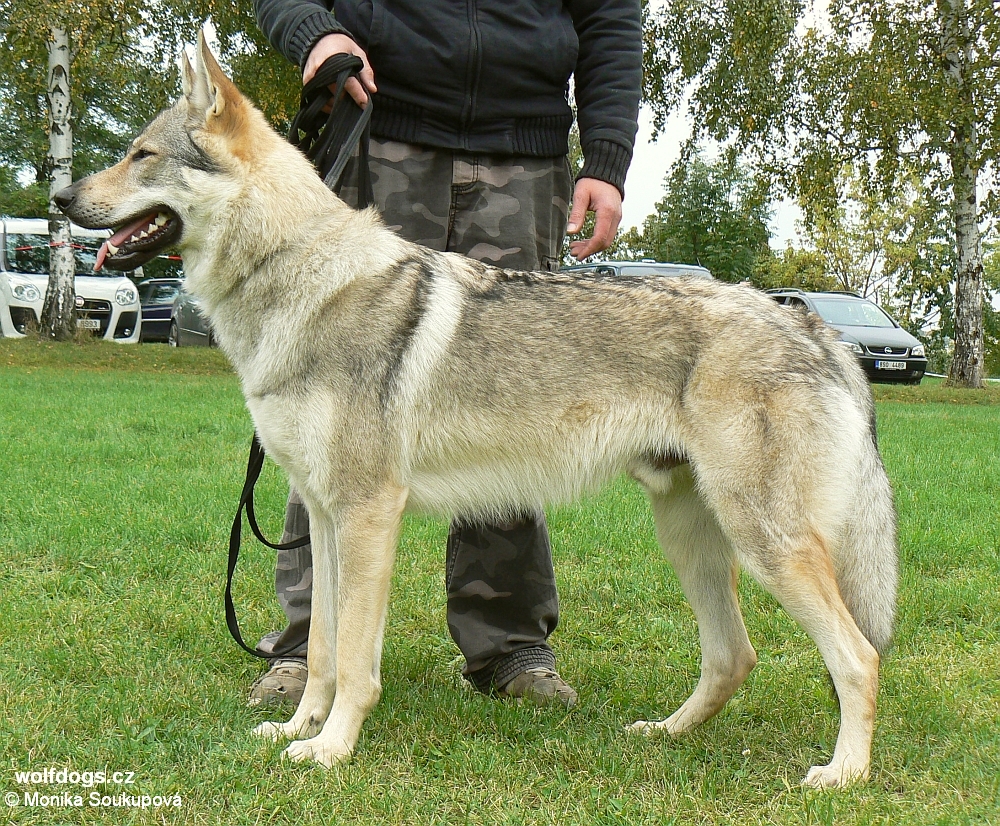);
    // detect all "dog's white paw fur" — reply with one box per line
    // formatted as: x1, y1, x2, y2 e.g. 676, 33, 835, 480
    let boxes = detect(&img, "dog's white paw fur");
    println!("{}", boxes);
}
251, 719, 322, 742
627, 716, 689, 737
283, 736, 353, 768
802, 761, 869, 789
251, 721, 290, 741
